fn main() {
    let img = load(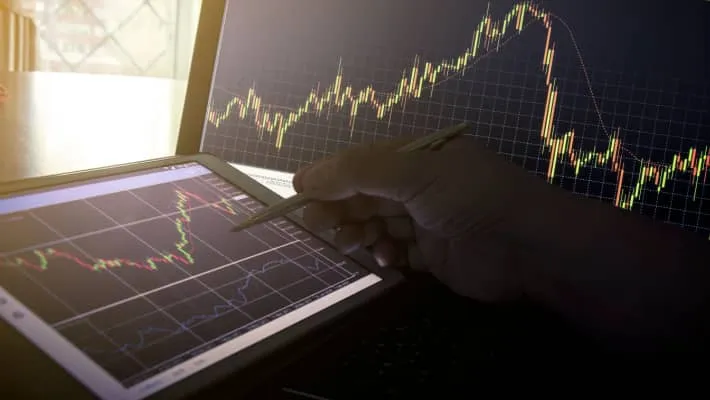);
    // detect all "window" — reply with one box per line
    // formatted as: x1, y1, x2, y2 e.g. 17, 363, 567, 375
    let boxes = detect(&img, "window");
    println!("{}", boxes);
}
19, 0, 200, 78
